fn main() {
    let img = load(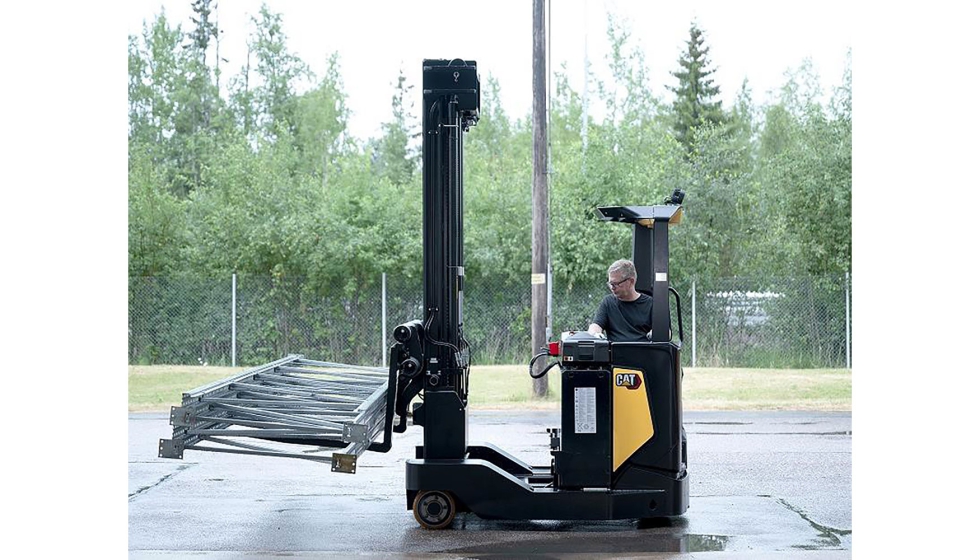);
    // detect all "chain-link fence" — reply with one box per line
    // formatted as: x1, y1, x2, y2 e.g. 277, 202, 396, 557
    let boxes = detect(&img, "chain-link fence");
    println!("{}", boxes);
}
685, 275, 851, 368
129, 273, 851, 368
